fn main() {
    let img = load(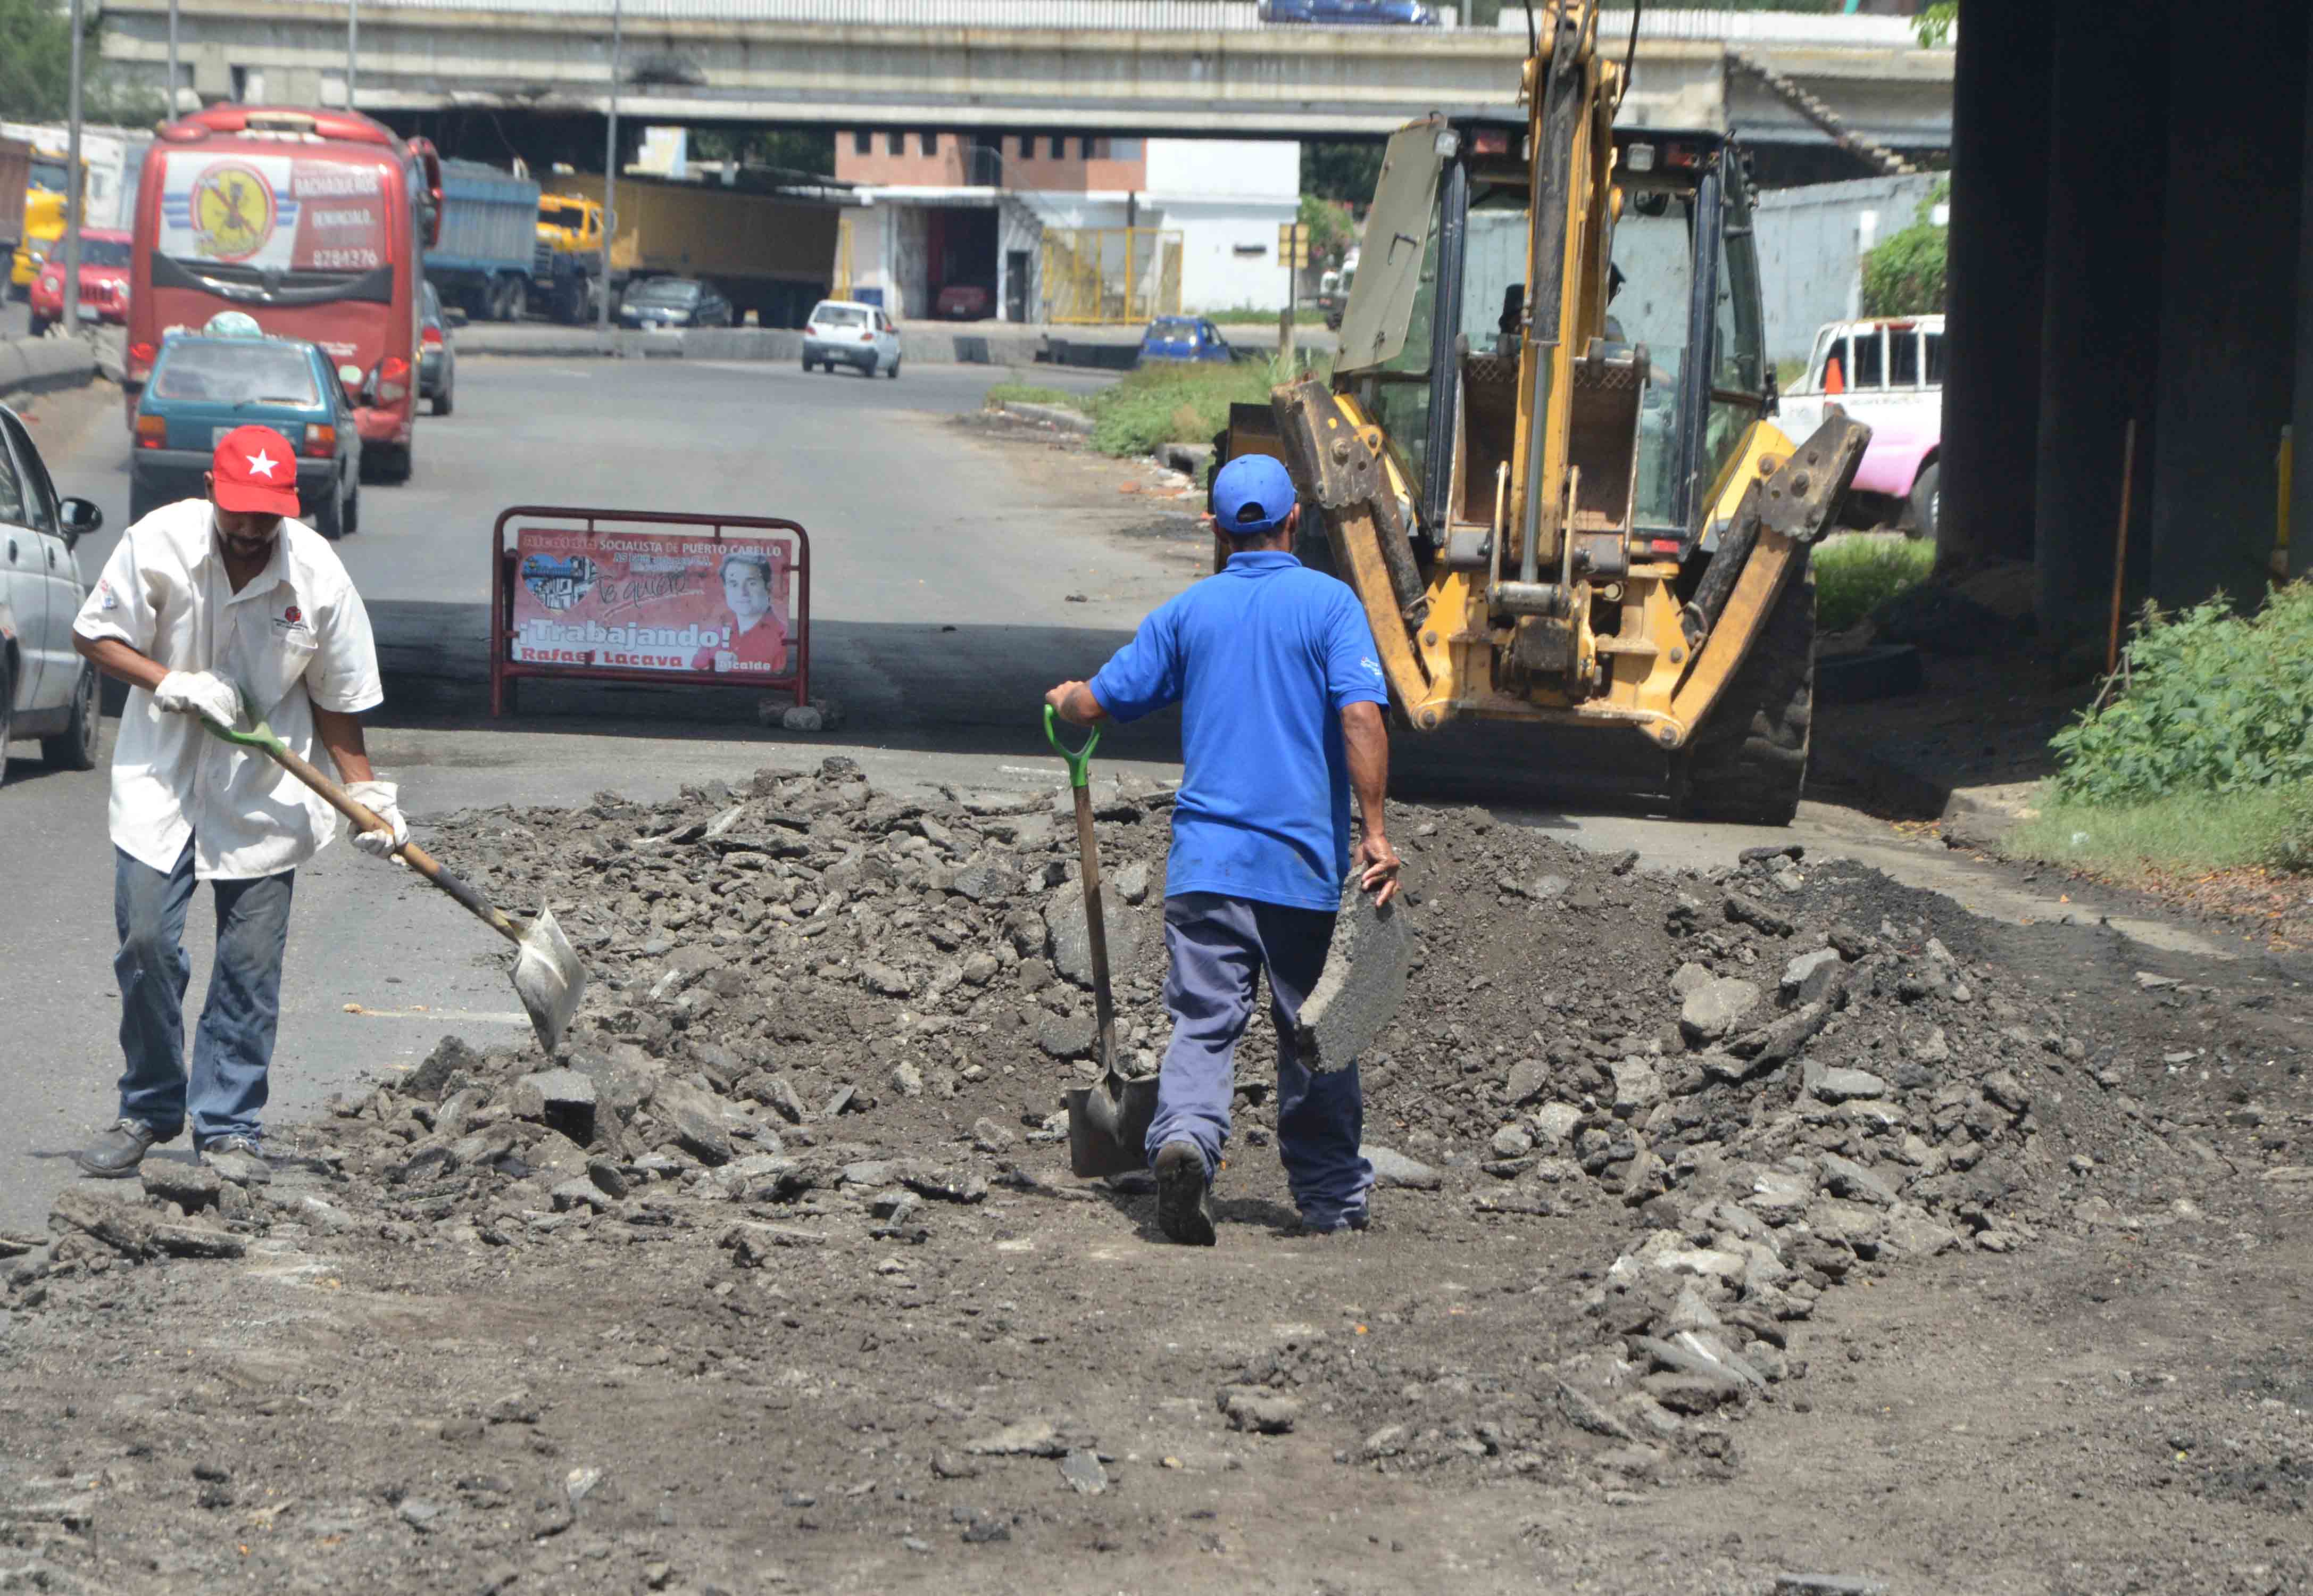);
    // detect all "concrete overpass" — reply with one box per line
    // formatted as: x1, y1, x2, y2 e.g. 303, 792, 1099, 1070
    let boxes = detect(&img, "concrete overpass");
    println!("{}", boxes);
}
102, 0, 1951, 148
